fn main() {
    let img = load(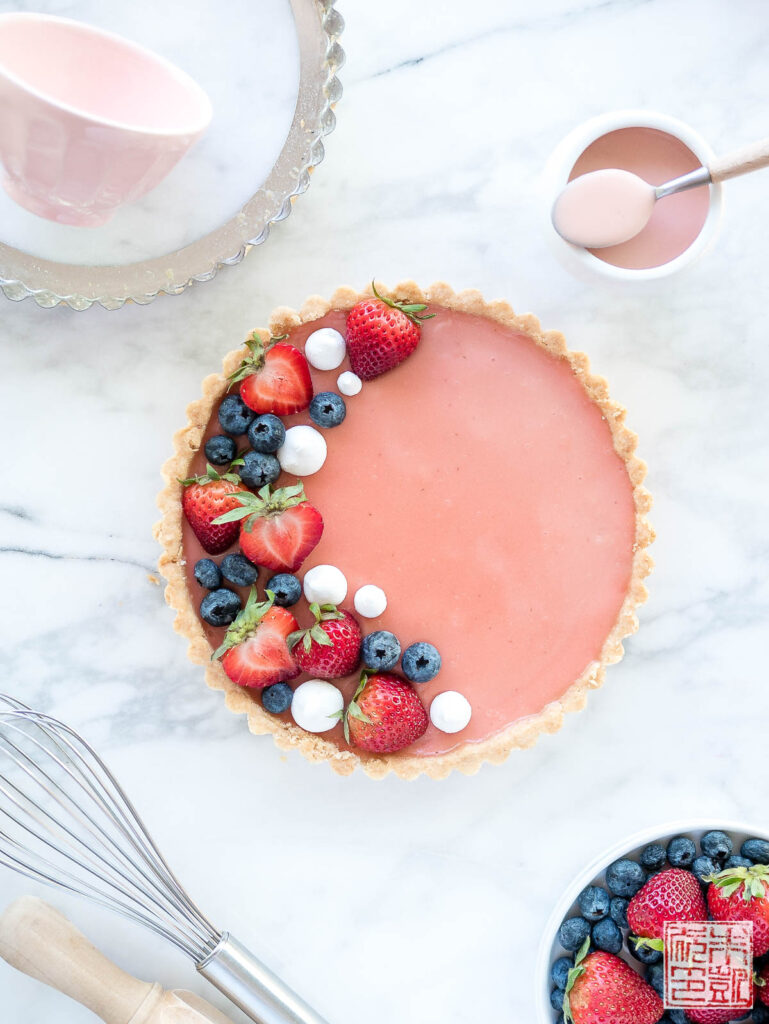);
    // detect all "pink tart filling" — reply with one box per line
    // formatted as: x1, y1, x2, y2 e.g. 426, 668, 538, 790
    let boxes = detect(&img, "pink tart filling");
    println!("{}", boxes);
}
181, 306, 638, 758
